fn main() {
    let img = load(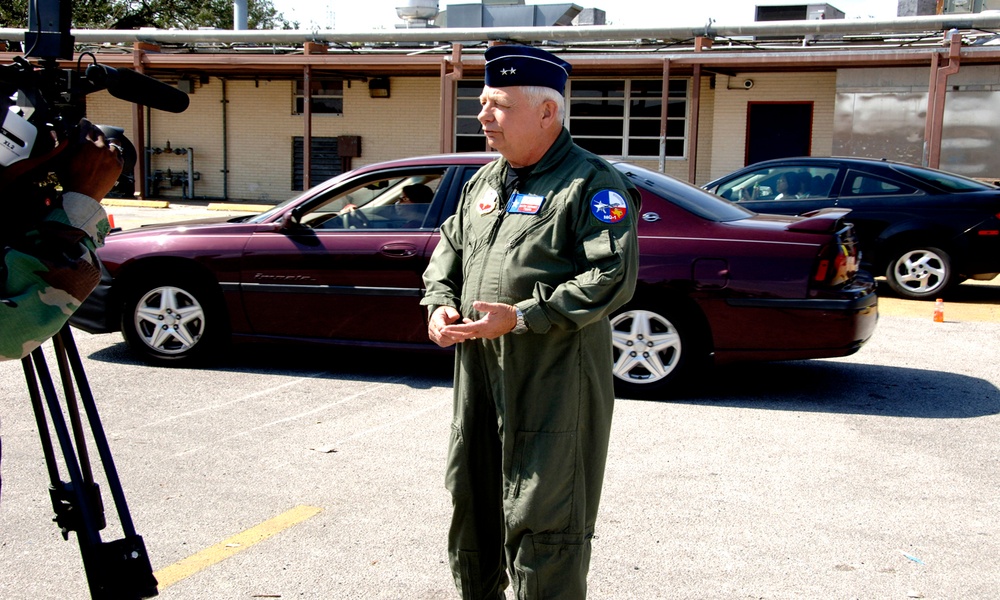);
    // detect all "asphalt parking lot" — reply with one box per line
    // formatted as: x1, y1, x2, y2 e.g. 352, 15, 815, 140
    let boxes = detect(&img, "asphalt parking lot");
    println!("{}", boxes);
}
0, 201, 998, 599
